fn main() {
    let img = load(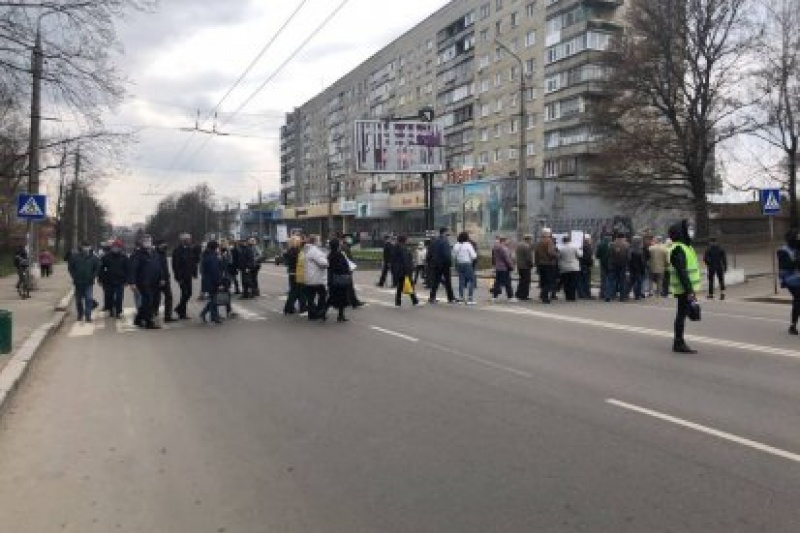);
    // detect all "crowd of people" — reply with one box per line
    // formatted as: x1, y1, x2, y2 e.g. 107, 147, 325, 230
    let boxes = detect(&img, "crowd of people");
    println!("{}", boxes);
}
62, 234, 267, 328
